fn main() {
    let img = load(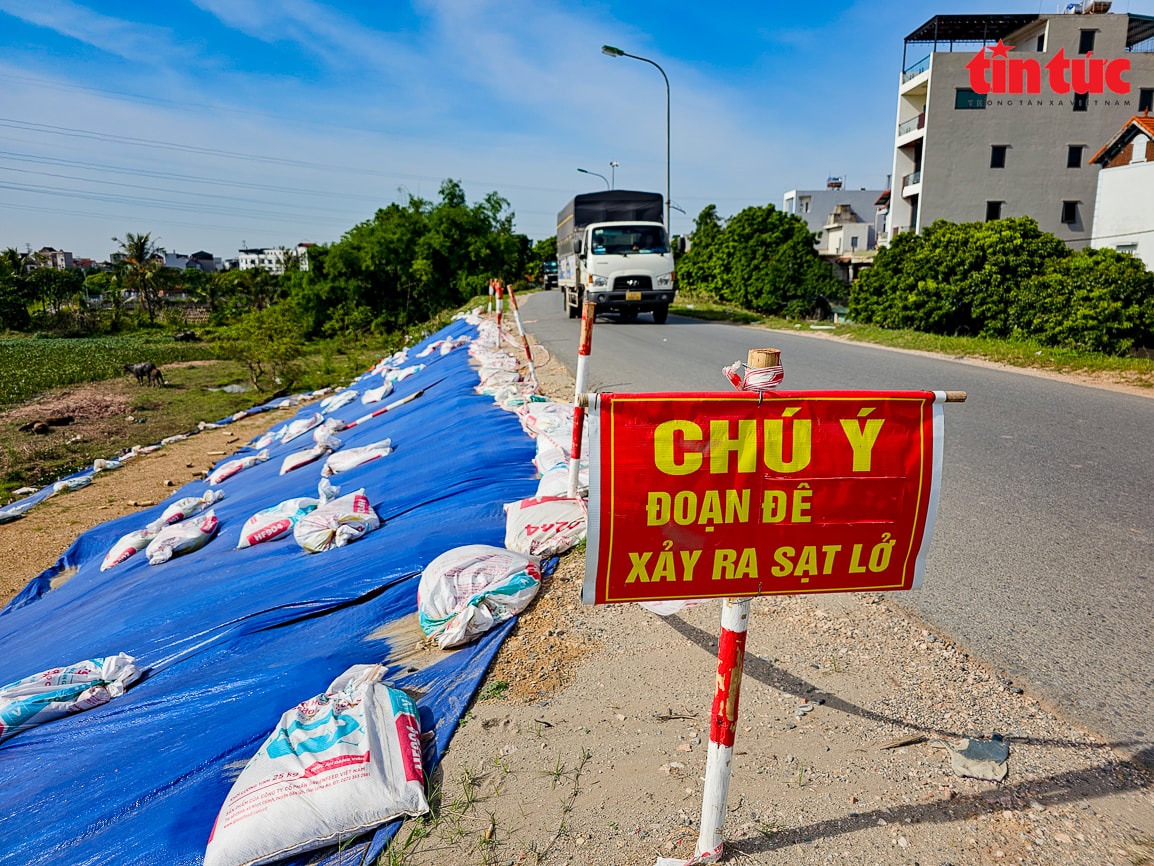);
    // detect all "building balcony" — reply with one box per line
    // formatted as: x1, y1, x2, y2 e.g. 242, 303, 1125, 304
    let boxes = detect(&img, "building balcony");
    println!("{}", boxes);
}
900, 55, 930, 91
901, 171, 922, 196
